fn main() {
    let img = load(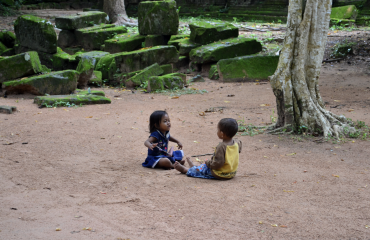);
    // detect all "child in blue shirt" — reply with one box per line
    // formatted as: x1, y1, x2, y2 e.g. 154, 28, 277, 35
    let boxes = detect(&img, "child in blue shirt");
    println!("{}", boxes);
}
143, 110, 184, 169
